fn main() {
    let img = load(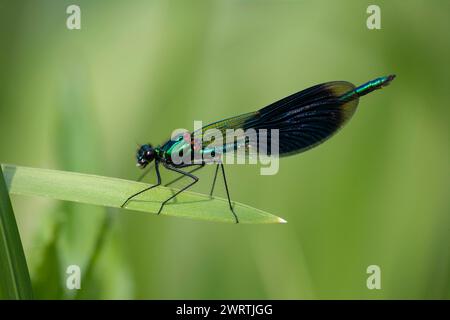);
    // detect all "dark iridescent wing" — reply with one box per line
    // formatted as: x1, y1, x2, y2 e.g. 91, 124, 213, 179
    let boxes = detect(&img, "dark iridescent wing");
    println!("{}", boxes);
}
193, 81, 359, 157
250, 81, 359, 156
